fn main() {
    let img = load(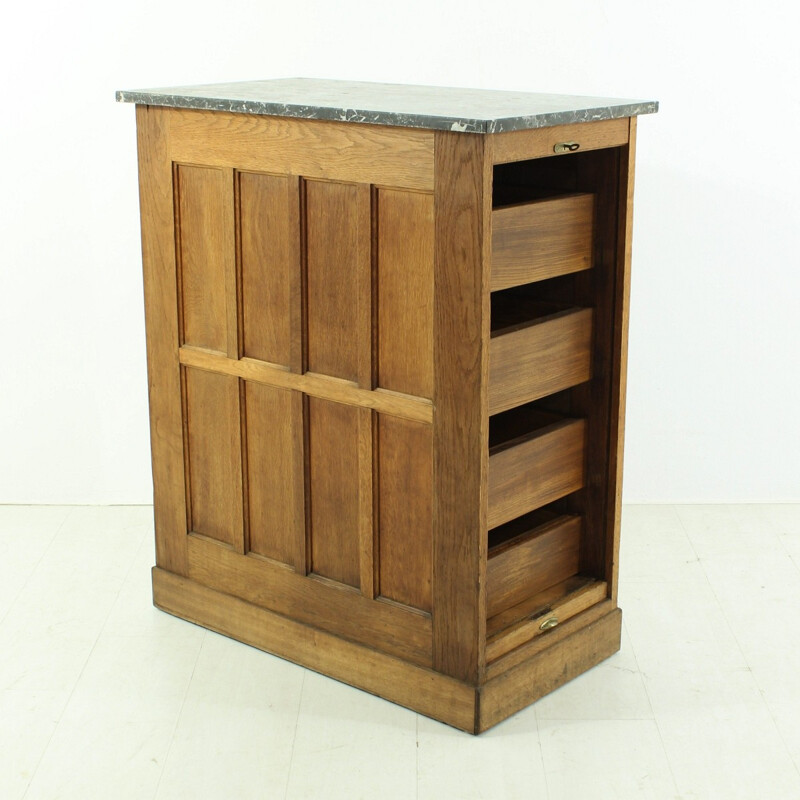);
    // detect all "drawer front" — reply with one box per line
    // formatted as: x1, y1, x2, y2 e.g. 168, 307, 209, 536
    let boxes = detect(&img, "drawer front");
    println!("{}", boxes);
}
489, 308, 593, 415
487, 515, 581, 619
488, 418, 586, 530
491, 193, 594, 291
